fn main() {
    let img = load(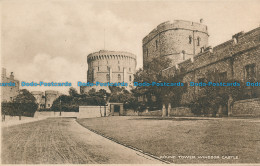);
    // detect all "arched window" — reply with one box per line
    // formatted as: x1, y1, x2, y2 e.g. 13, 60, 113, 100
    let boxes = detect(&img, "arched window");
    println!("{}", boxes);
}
118, 66, 120, 71
107, 66, 110, 71
197, 37, 201, 46
129, 67, 131, 72
118, 61, 120, 64
118, 74, 121, 82
129, 75, 132, 81
106, 74, 110, 82
189, 36, 192, 44
181, 50, 185, 60
200, 47, 204, 53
